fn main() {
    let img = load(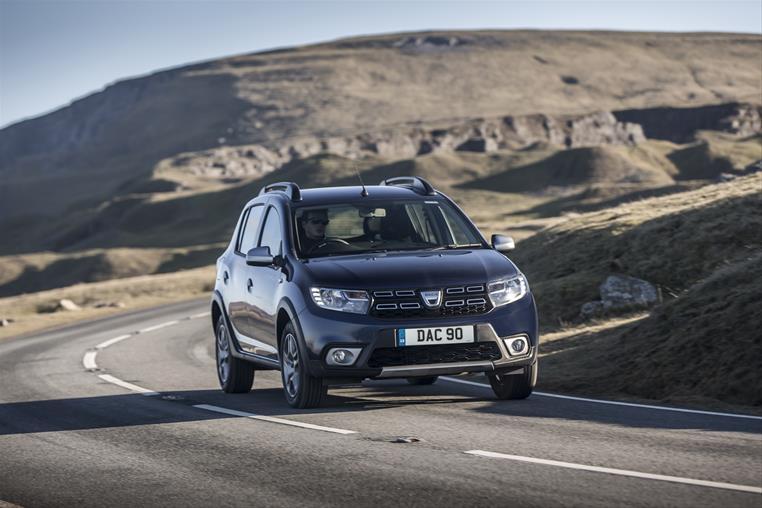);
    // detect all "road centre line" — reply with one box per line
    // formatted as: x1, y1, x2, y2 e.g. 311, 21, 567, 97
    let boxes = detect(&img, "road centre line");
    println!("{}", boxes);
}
188, 311, 211, 319
138, 320, 180, 333
440, 377, 762, 421
193, 404, 357, 435
465, 450, 762, 494
97, 374, 159, 396
95, 334, 132, 349
82, 351, 98, 370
